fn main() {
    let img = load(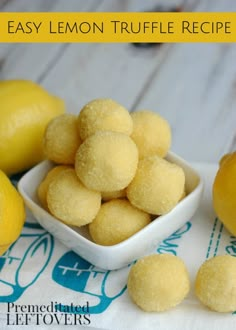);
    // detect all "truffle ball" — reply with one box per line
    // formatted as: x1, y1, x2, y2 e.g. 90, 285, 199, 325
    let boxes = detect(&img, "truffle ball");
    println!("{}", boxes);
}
180, 190, 187, 201
127, 156, 185, 215
128, 254, 190, 312
75, 131, 138, 192
47, 168, 101, 226
101, 189, 126, 202
78, 98, 133, 140
131, 110, 171, 159
37, 165, 70, 209
89, 199, 151, 246
195, 255, 236, 312
43, 114, 82, 164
